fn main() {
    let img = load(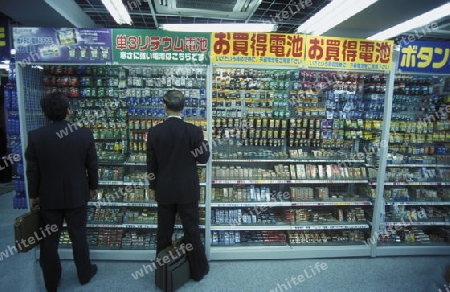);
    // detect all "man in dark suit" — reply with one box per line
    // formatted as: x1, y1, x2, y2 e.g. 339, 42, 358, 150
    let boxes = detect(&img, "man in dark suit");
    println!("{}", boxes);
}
147, 90, 209, 281
25, 92, 98, 292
